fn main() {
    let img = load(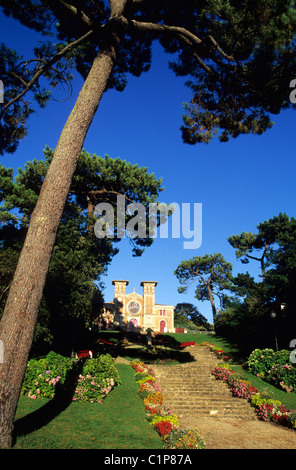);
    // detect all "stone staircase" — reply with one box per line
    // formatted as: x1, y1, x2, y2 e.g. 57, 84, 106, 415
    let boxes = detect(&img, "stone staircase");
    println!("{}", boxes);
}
153, 345, 256, 427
